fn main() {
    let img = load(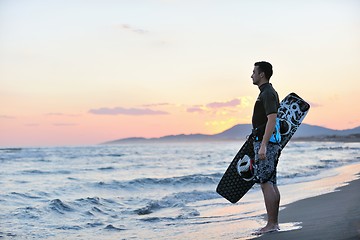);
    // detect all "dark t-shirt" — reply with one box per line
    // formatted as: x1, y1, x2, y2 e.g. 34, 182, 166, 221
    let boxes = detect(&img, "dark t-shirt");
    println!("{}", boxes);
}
252, 83, 280, 131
